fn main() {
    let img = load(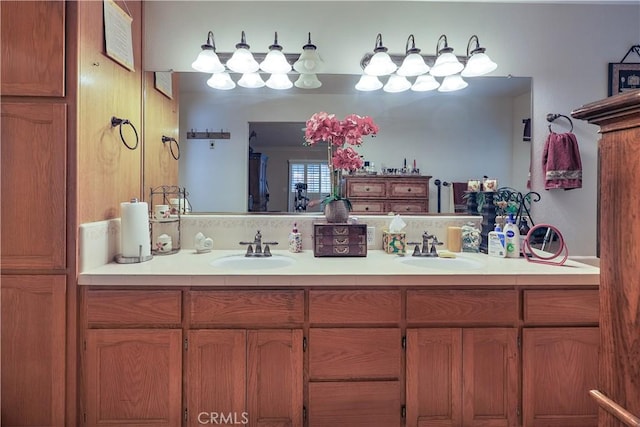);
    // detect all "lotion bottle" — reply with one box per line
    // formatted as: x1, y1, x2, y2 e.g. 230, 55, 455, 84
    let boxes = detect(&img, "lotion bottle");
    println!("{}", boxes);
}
504, 214, 520, 258
488, 224, 506, 257
288, 223, 302, 253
